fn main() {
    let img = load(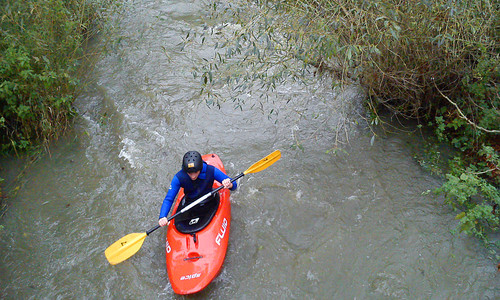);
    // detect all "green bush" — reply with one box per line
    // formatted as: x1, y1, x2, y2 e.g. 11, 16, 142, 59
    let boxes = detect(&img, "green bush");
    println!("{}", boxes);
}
0, 0, 101, 154
436, 148, 500, 251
